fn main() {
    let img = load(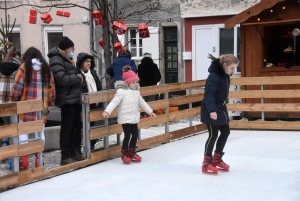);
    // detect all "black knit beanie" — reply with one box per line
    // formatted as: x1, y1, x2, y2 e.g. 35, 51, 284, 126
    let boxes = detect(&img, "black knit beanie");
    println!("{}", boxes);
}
58, 36, 74, 50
